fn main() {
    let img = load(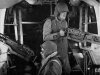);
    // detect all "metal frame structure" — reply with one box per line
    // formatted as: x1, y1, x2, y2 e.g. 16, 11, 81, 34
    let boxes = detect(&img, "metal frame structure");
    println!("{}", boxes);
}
3, 0, 58, 45
0, 0, 100, 75
79, 1, 100, 75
